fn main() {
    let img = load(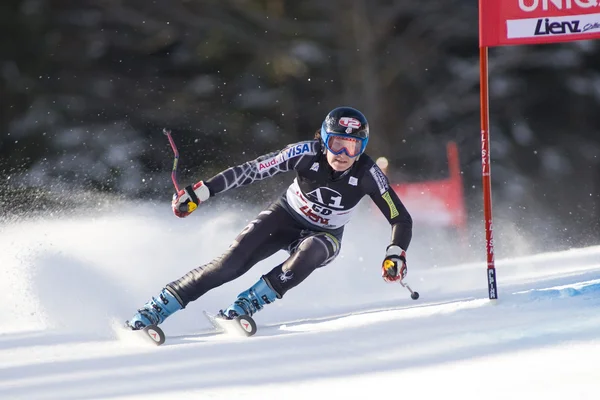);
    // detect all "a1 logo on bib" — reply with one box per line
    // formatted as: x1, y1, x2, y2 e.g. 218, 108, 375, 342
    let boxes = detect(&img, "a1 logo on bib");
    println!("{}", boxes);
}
306, 187, 344, 209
